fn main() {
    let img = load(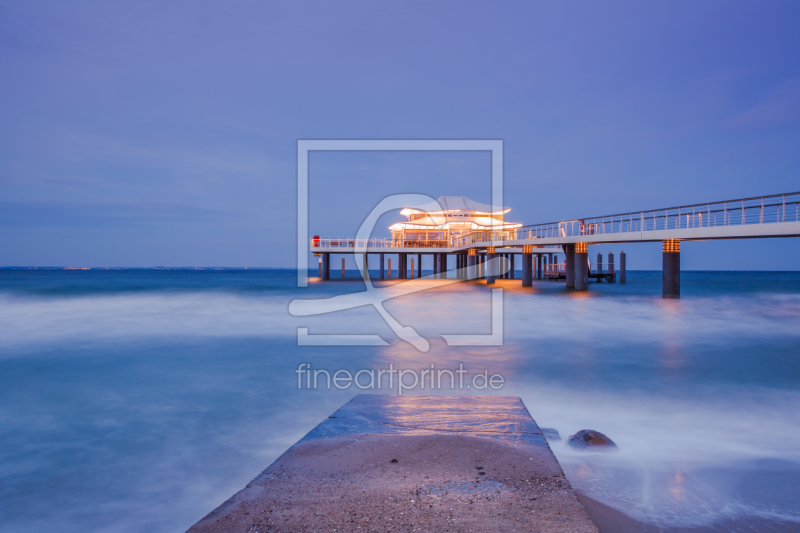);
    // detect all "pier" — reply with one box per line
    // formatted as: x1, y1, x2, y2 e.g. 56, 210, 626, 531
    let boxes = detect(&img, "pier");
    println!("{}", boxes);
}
187, 395, 598, 533
312, 191, 800, 298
